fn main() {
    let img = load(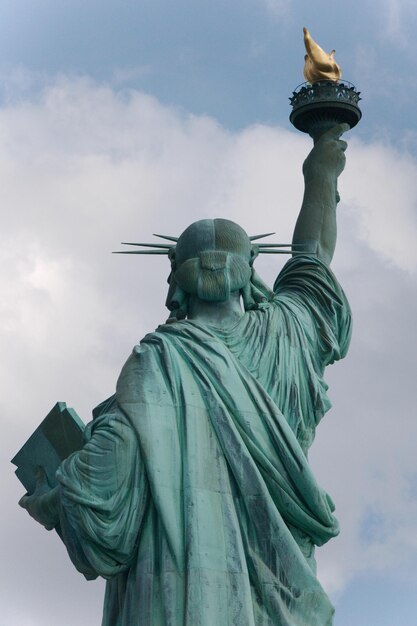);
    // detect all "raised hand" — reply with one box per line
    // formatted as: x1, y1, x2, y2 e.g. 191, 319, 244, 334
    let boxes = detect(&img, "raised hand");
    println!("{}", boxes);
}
303, 123, 349, 185
303, 123, 349, 184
